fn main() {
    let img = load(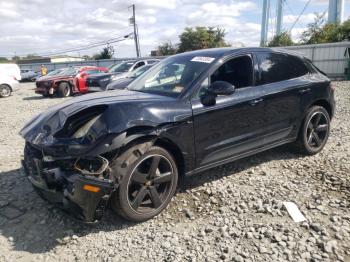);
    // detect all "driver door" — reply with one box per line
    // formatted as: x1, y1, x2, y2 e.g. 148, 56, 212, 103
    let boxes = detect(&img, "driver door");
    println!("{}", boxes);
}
191, 54, 267, 168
